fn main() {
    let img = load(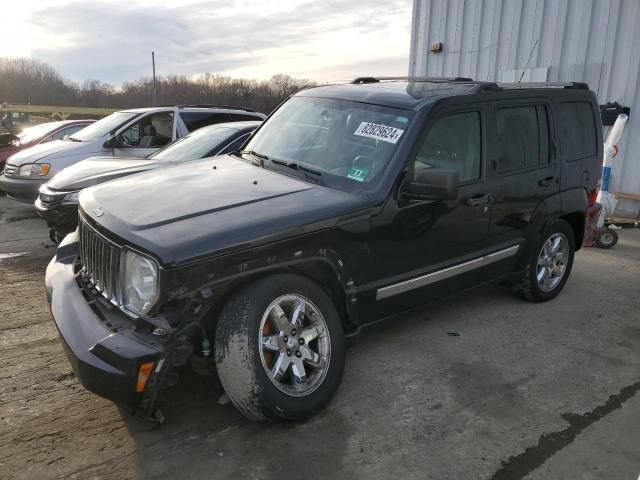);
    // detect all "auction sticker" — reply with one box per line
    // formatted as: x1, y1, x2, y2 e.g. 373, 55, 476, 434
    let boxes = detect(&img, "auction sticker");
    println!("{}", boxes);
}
354, 122, 404, 144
